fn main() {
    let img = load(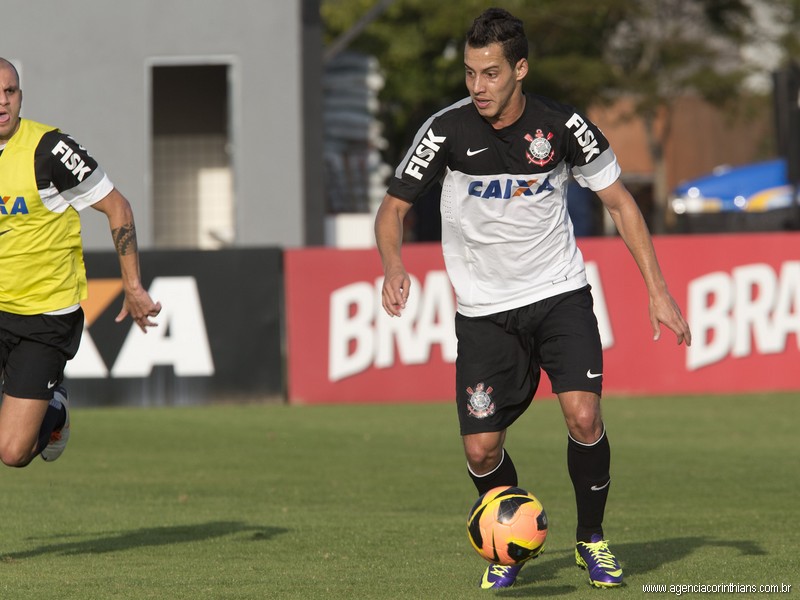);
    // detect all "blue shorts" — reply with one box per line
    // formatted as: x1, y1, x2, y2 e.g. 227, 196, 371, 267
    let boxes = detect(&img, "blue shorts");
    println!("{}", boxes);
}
455, 286, 603, 435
